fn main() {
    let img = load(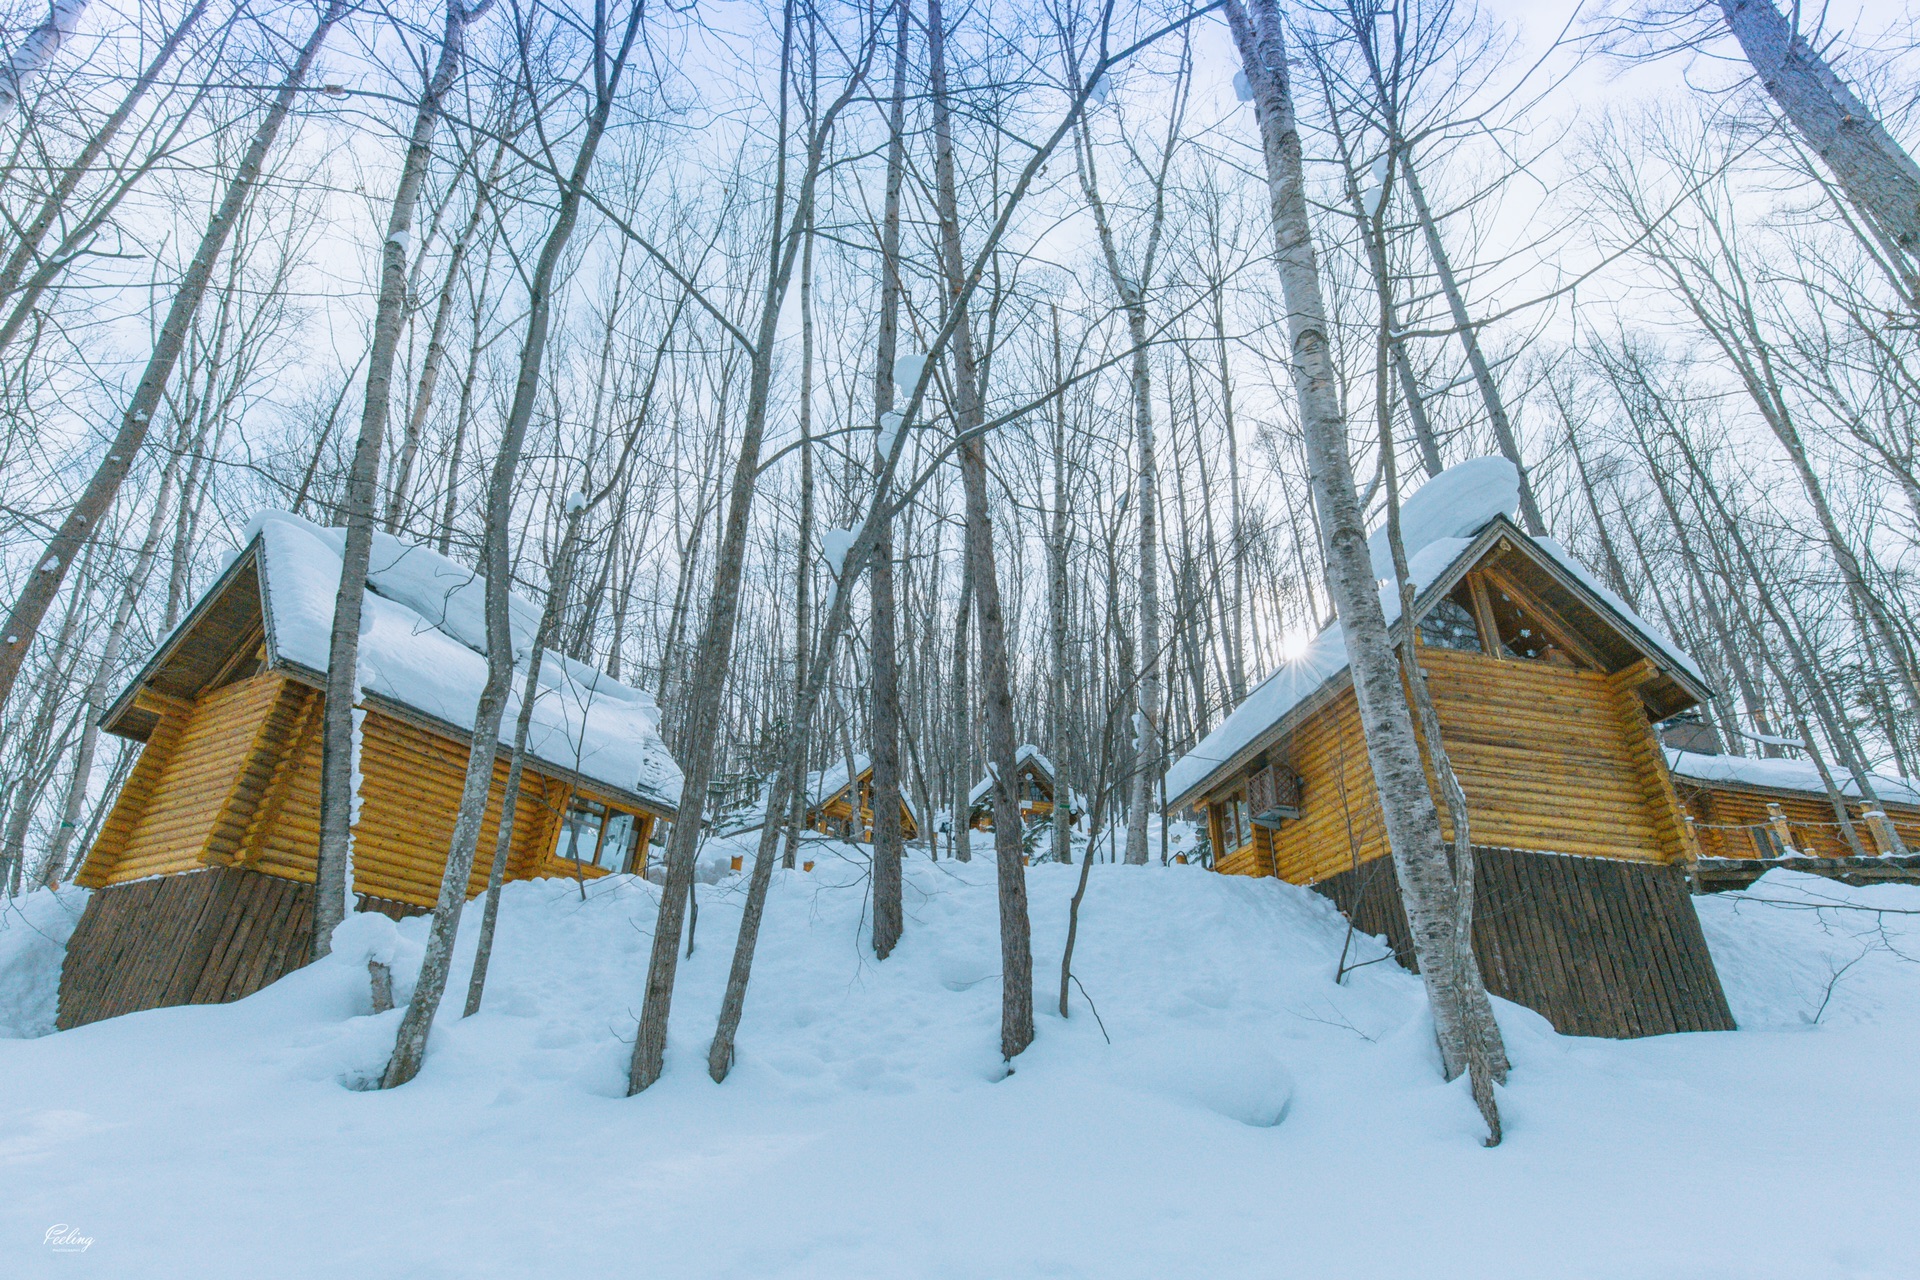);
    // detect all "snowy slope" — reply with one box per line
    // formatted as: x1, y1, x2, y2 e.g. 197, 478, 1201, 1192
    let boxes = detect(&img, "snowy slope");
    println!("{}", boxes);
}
2, 857, 1917, 1277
